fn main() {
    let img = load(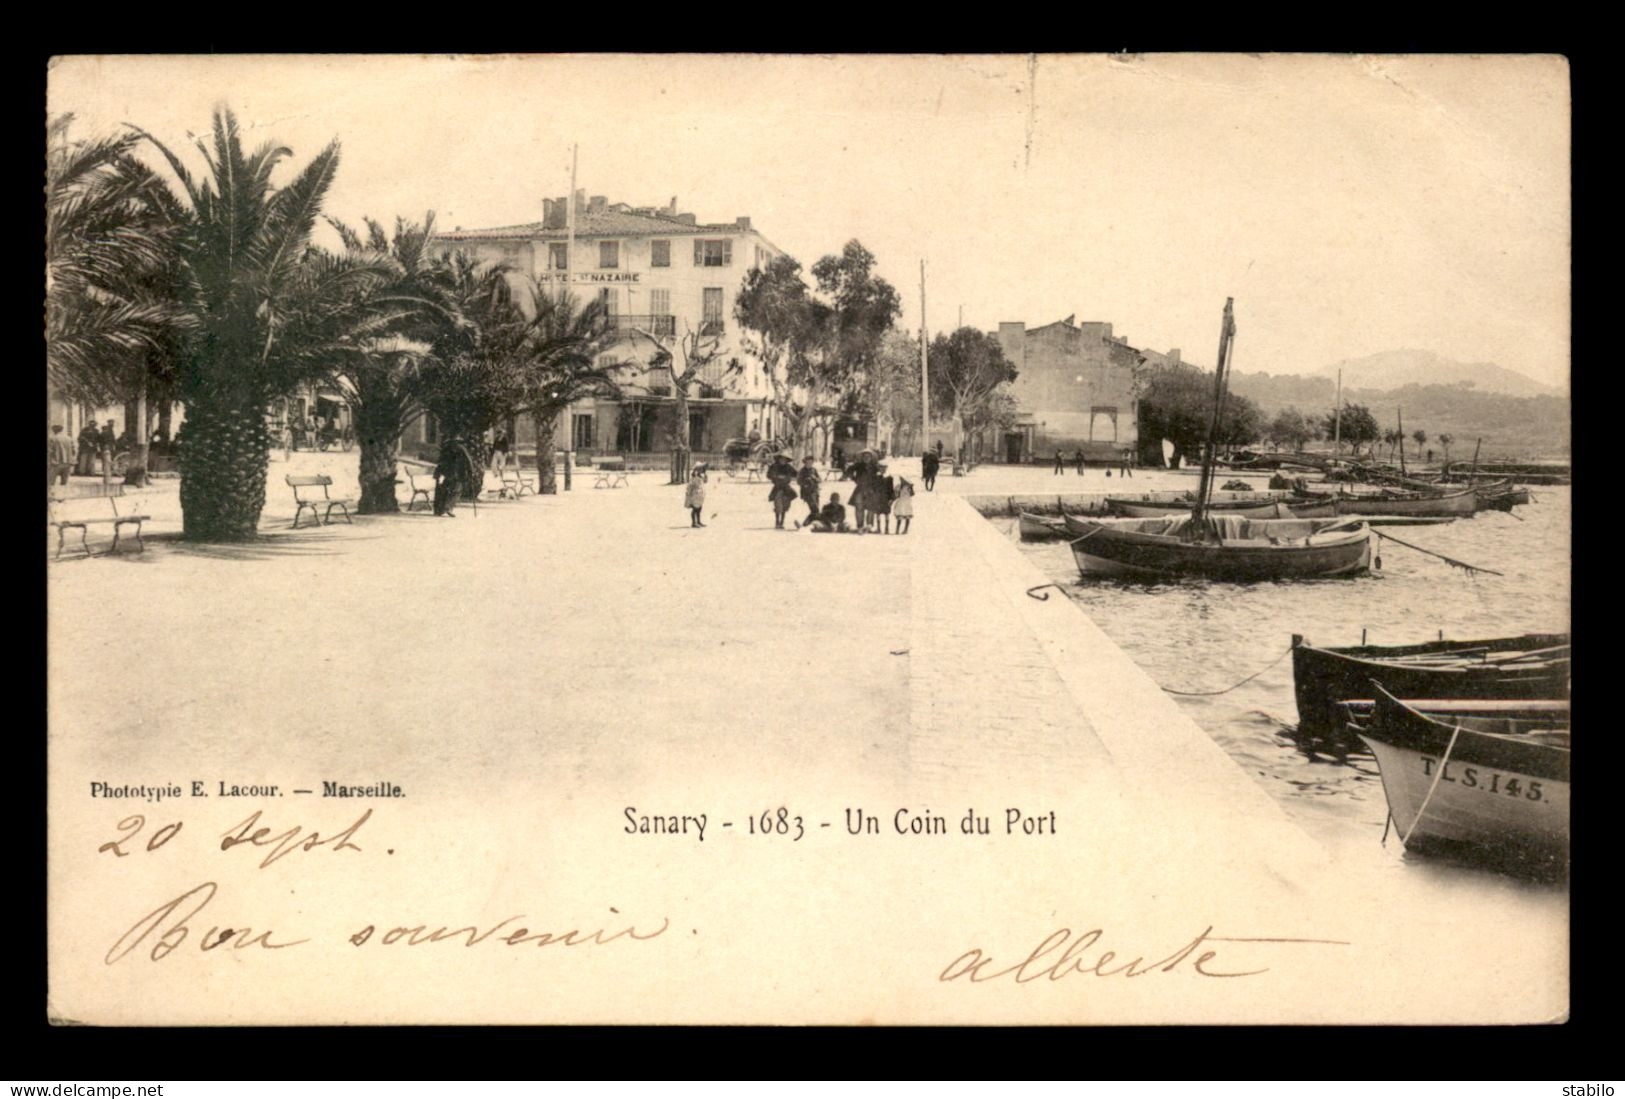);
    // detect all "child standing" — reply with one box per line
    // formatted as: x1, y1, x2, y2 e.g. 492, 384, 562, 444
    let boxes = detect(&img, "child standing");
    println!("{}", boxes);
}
685, 468, 707, 527
893, 478, 914, 534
